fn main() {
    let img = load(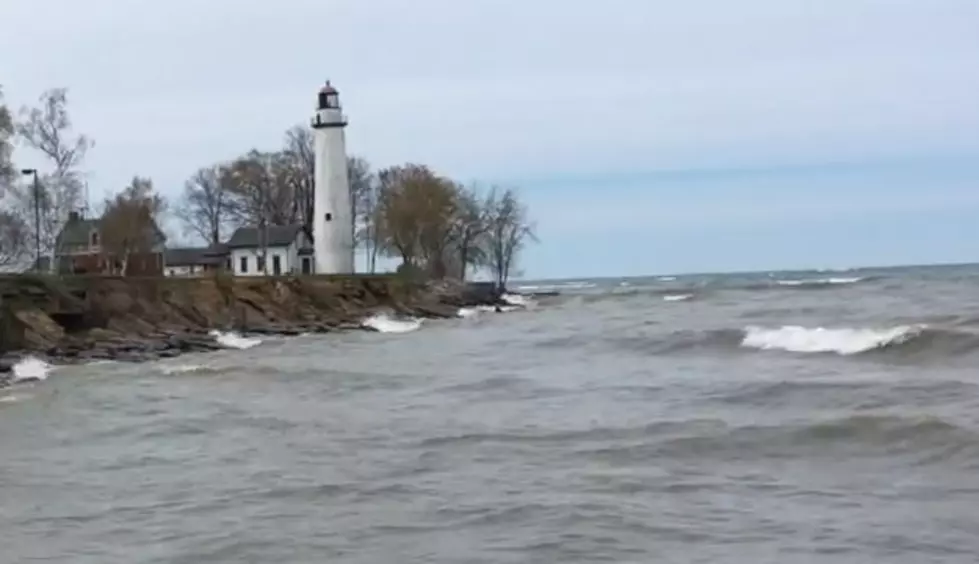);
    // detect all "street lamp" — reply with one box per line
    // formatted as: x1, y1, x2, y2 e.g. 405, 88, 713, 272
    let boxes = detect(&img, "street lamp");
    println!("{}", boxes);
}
20, 168, 40, 272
